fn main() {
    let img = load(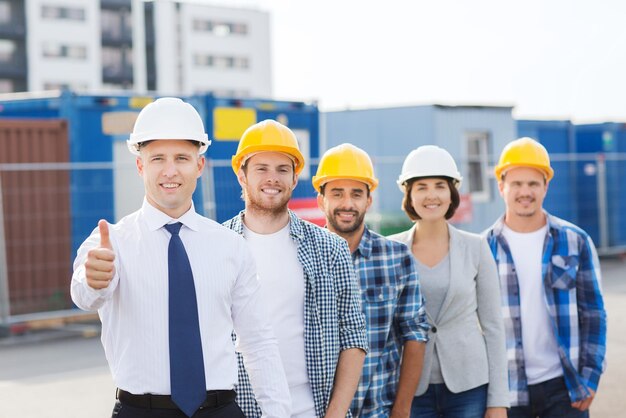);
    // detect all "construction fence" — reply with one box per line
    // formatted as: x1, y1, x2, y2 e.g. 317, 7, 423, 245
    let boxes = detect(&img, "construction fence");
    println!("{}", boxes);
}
1, 153, 625, 327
